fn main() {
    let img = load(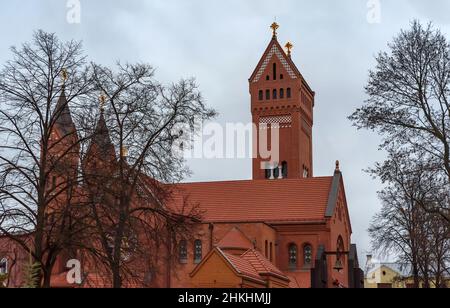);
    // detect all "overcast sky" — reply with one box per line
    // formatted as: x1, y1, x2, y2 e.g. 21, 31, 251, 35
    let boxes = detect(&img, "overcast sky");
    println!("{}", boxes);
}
1, 0, 449, 265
